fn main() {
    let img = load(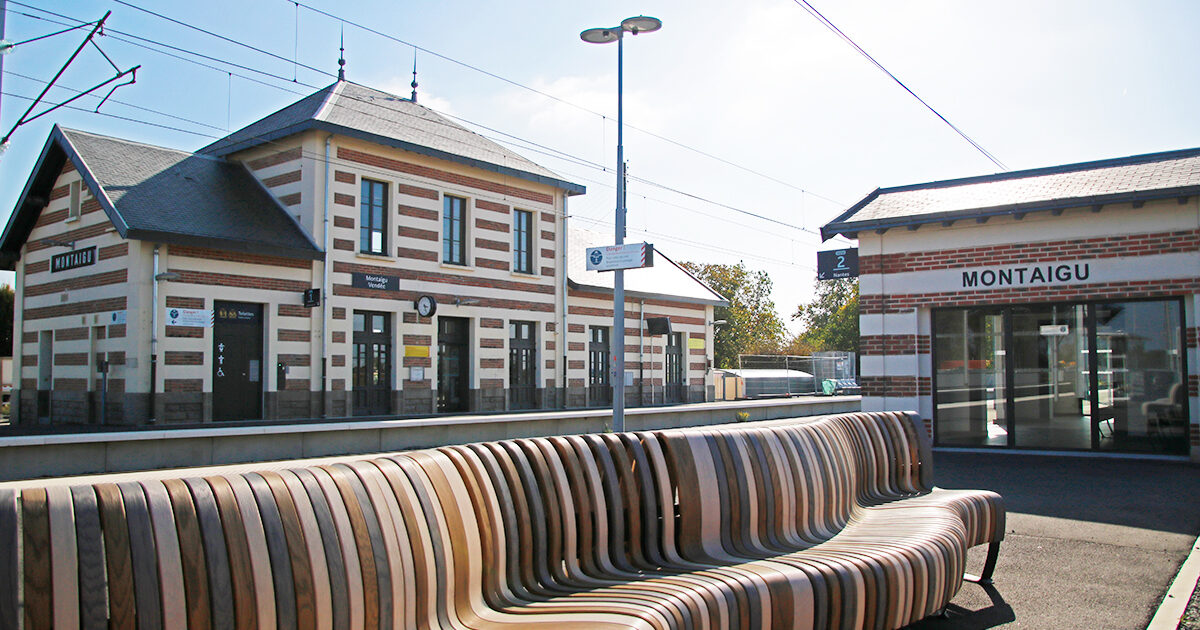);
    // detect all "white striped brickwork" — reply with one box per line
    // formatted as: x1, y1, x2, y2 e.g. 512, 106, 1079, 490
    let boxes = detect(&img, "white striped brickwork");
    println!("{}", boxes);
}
856, 197, 1200, 458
